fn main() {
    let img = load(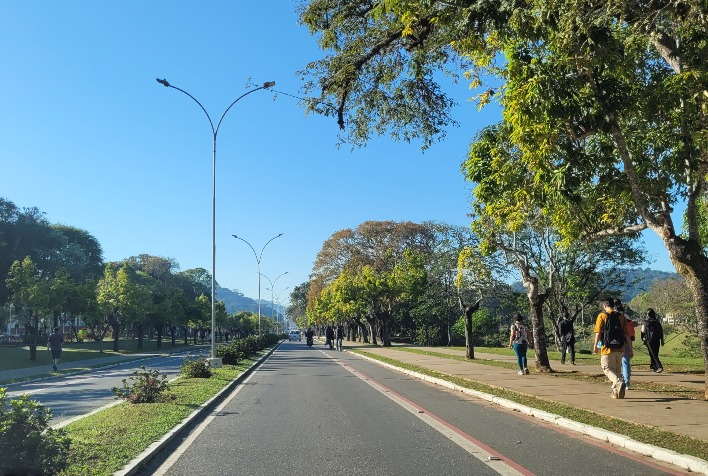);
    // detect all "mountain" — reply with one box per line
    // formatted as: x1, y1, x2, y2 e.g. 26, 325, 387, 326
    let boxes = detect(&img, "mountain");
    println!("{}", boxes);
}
215, 285, 280, 316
